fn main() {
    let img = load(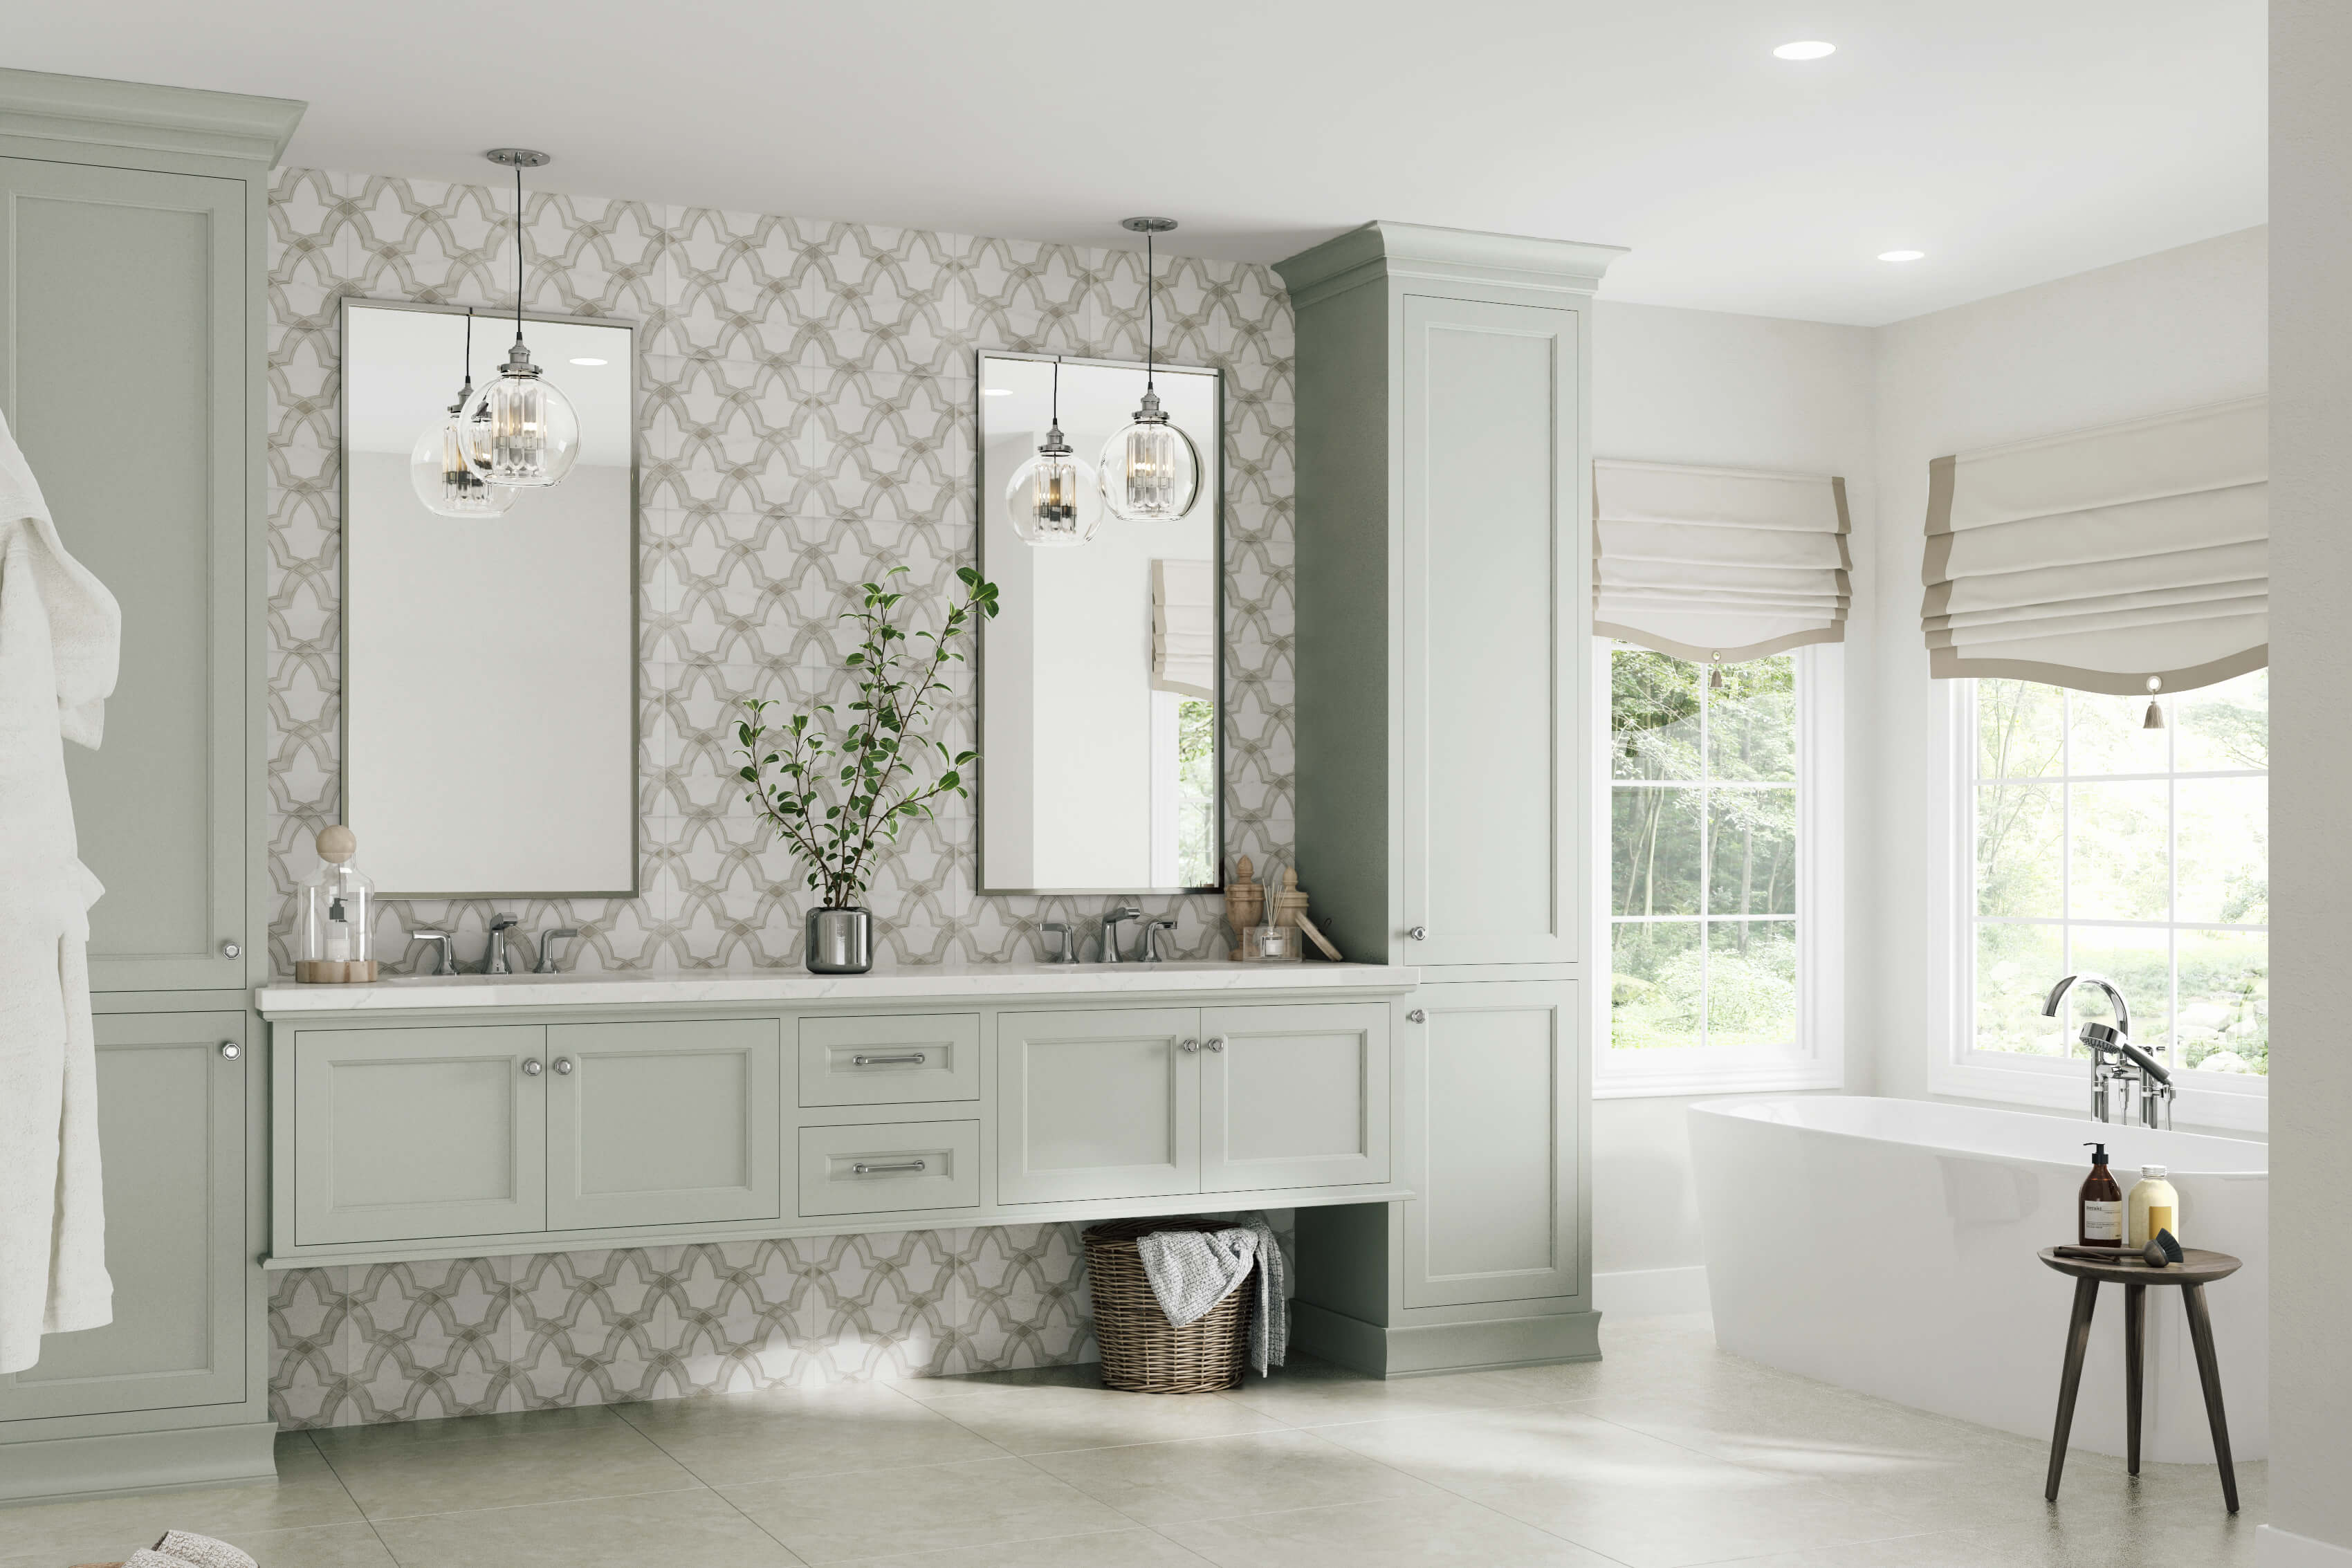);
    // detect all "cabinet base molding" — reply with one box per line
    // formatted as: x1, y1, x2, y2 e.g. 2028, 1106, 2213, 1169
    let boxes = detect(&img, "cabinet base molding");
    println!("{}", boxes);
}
0, 1420, 278, 1504
1291, 1299, 1601, 1378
